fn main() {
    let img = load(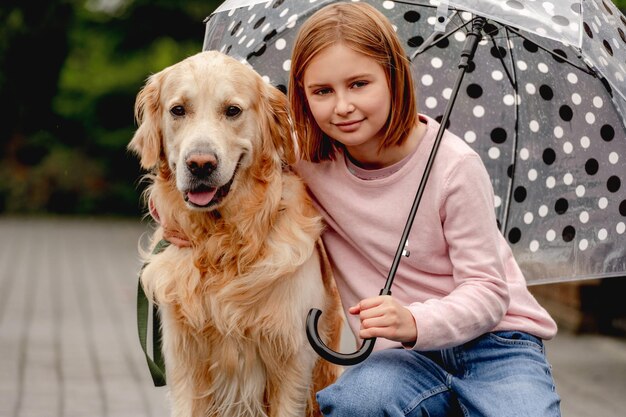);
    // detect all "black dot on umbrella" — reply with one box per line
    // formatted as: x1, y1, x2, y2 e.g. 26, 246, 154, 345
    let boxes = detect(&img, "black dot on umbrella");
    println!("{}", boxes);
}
254, 16, 265, 29
434, 115, 451, 129
603, 40, 614, 56
539, 85, 554, 100
571, 2, 582, 13
523, 39, 539, 53
542, 148, 556, 165
490, 46, 507, 59
467, 84, 483, 99
601, 124, 615, 141
601, 77, 613, 97
552, 49, 568, 63
438, 16, 445, 23
585, 158, 599, 175
559, 105, 573, 122
620, 200, 626, 216
483, 23, 499, 37
508, 228, 521, 244
607, 176, 621, 193
584, 22, 594, 39
552, 15, 570, 26
404, 10, 421, 22
247, 44, 266, 59
467, 61, 476, 73
408, 36, 424, 48
514, 186, 527, 203
272, 0, 284, 8
225, 45, 232, 54
275, 84, 287, 94
435, 35, 449, 49
562, 225, 576, 242
230, 21, 241, 36
491, 127, 507, 144
619, 28, 626, 44
602, 0, 614, 14
506, 0, 524, 10
555, 198, 569, 214
507, 164, 514, 178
